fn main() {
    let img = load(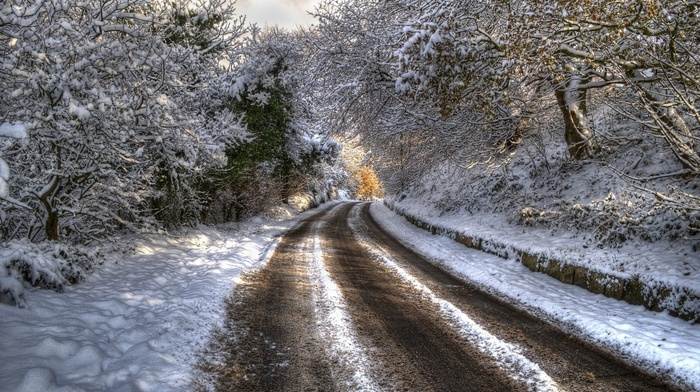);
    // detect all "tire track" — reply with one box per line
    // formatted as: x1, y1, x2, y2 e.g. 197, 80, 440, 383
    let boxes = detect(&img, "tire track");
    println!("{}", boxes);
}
205, 201, 678, 391
356, 202, 680, 392
208, 209, 336, 391
321, 203, 528, 391
308, 231, 381, 391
